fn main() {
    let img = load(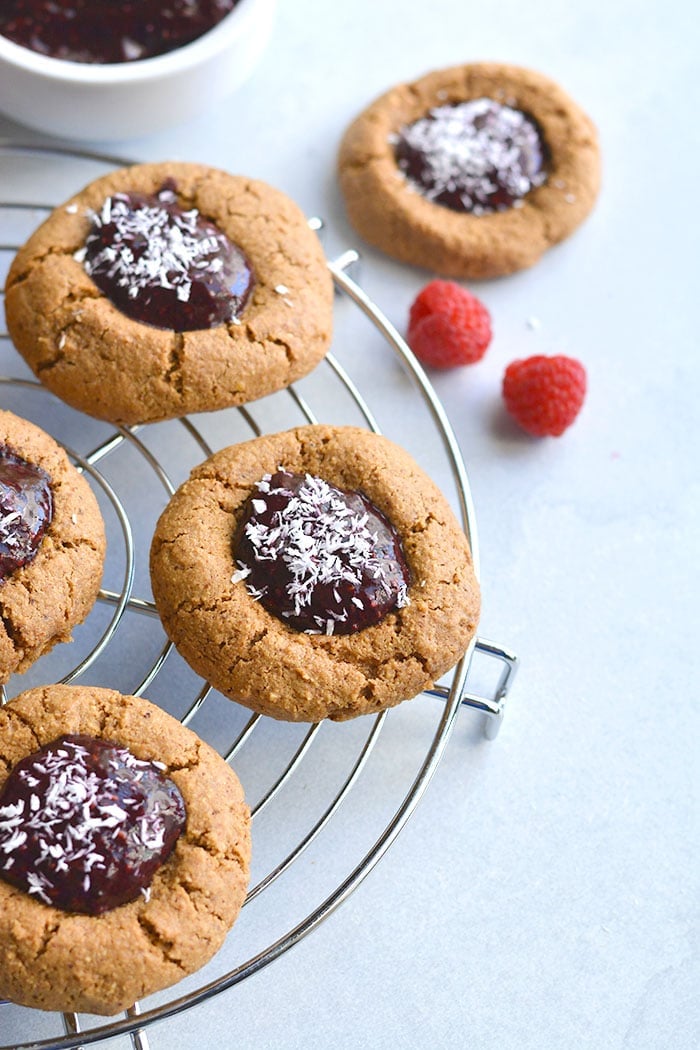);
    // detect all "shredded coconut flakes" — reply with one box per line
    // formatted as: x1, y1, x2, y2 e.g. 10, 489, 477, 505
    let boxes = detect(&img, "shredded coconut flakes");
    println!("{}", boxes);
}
83, 189, 226, 305
395, 97, 547, 212
238, 471, 409, 630
0, 740, 172, 900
